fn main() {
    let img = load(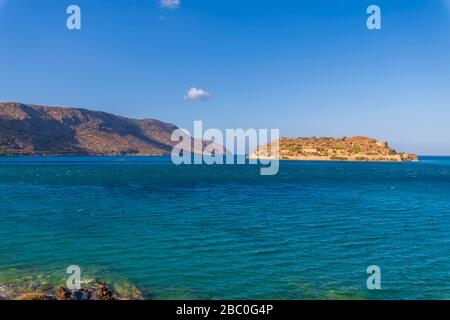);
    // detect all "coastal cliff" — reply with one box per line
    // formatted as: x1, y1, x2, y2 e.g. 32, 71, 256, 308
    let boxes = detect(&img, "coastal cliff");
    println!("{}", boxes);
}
249, 136, 418, 162
0, 102, 222, 156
